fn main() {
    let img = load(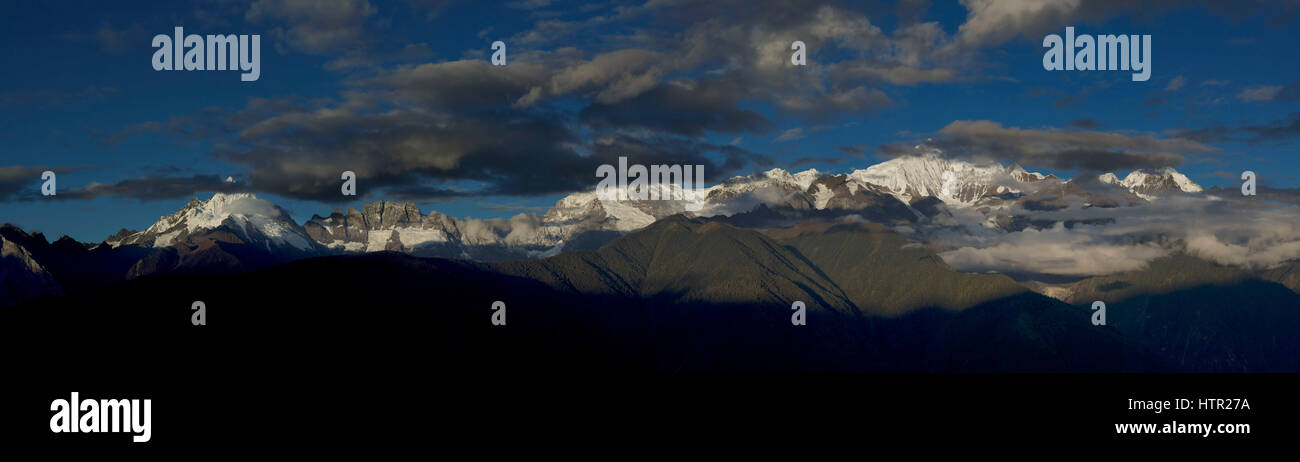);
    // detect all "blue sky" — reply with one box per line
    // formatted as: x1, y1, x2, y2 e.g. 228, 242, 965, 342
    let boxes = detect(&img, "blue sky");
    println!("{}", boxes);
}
2, 0, 1298, 242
